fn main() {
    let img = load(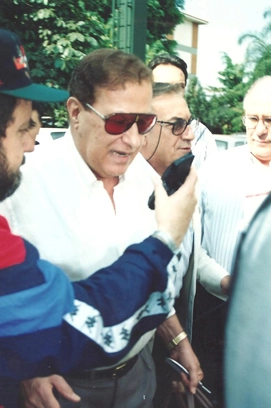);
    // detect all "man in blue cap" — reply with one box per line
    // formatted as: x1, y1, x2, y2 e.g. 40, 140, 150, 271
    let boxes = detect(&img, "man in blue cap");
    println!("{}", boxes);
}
0, 29, 68, 102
